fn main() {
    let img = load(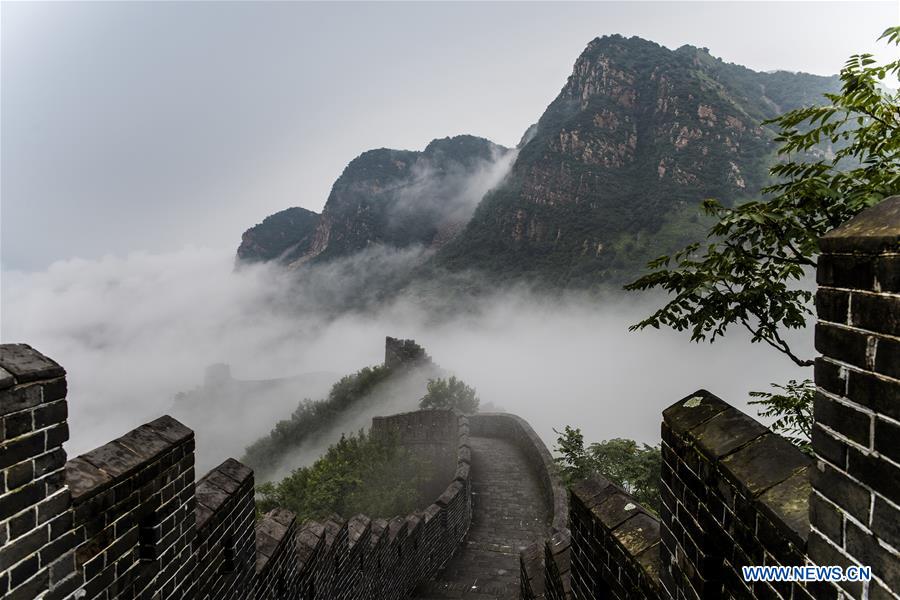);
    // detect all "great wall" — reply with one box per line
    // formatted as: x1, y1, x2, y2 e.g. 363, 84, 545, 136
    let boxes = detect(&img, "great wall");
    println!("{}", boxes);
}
2, 196, 899, 599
